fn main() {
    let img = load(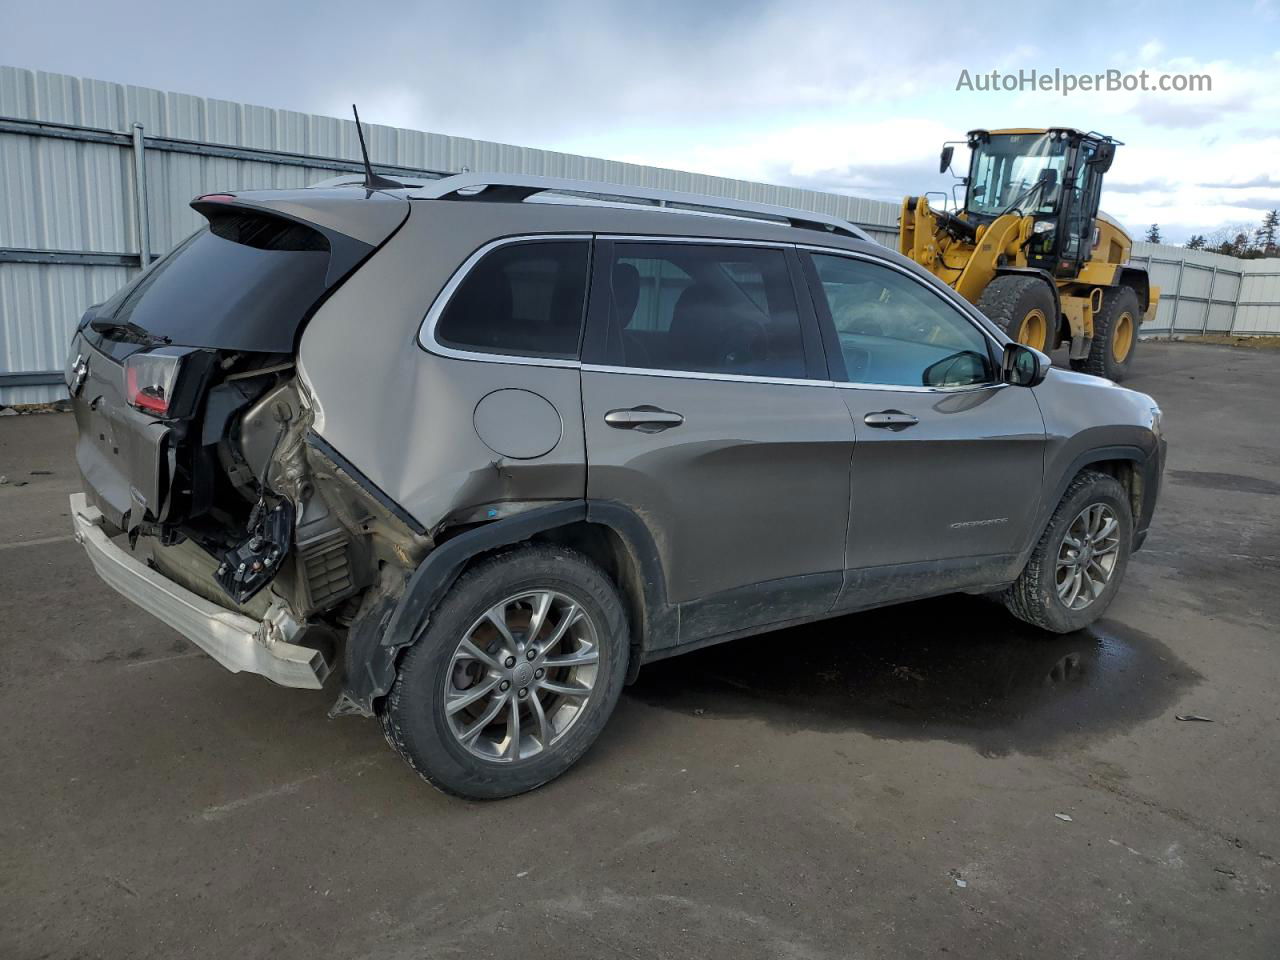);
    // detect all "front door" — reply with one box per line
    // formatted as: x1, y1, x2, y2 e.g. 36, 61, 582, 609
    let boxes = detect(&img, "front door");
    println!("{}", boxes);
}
802, 250, 1046, 605
581, 240, 854, 649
